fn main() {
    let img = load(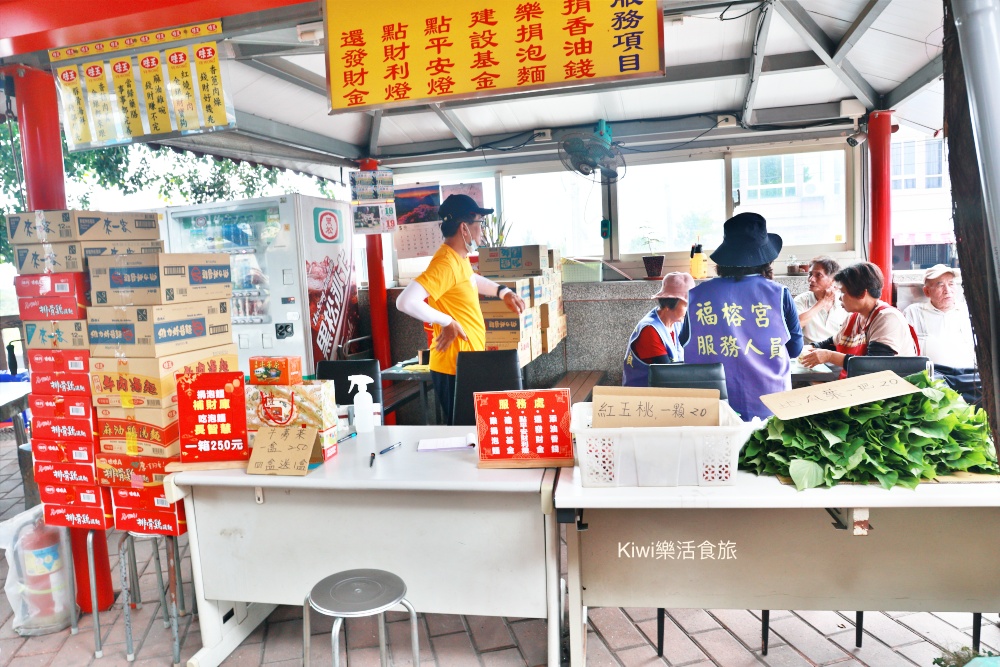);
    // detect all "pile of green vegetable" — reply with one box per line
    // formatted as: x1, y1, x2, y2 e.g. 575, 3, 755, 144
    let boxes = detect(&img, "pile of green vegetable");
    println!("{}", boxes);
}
739, 372, 997, 490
